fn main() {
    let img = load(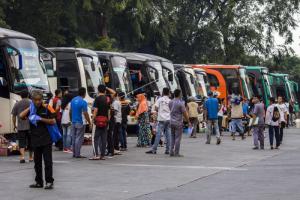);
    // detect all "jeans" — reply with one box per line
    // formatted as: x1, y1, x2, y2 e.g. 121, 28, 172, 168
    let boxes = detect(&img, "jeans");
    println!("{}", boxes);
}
71, 123, 85, 157
189, 118, 198, 137
120, 123, 127, 149
253, 125, 265, 148
269, 125, 280, 147
93, 127, 108, 157
152, 121, 171, 153
206, 119, 220, 143
34, 144, 54, 184
280, 122, 286, 143
107, 121, 115, 155
62, 124, 72, 149
230, 119, 244, 135
170, 124, 183, 155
